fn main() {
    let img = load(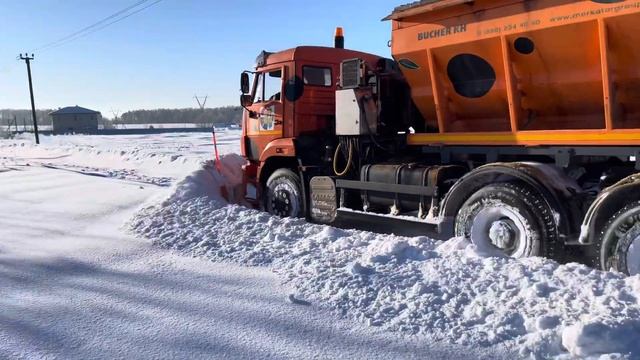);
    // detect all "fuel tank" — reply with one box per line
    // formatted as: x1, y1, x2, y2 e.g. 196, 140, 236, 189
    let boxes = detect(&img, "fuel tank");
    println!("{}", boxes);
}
361, 164, 432, 213
387, 0, 640, 146
360, 163, 465, 215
